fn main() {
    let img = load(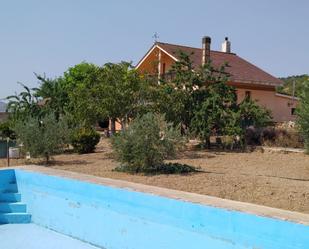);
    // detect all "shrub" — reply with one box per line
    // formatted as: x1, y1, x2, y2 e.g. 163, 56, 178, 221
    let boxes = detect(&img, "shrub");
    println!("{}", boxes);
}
115, 162, 196, 174
245, 127, 262, 146
111, 113, 193, 174
71, 127, 100, 154
14, 113, 69, 163
262, 128, 303, 148
245, 126, 304, 148
0, 121, 16, 140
